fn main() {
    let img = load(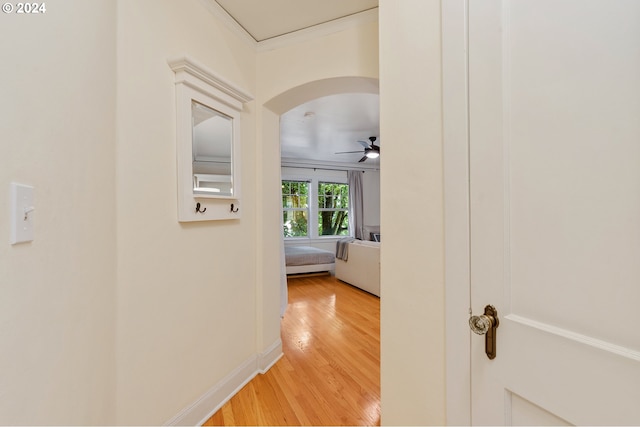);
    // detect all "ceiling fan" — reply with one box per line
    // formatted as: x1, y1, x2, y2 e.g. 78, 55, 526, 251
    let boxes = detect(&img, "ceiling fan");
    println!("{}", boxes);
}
335, 136, 380, 162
